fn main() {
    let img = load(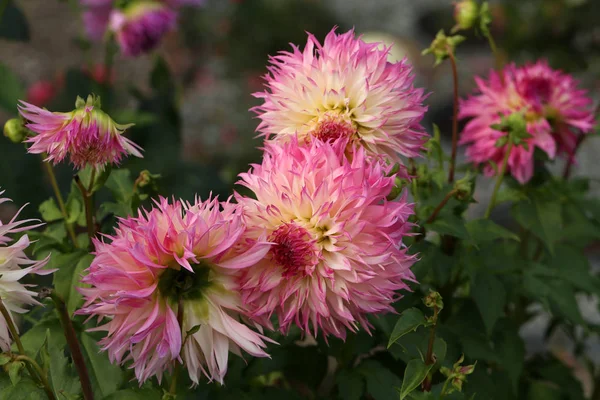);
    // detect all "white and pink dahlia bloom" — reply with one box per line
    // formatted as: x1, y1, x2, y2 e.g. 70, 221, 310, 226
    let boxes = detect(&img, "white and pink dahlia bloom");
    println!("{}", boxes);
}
236, 138, 417, 339
19, 95, 142, 170
0, 191, 53, 351
77, 197, 272, 385
252, 28, 428, 164
109, 2, 177, 57
459, 60, 595, 183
